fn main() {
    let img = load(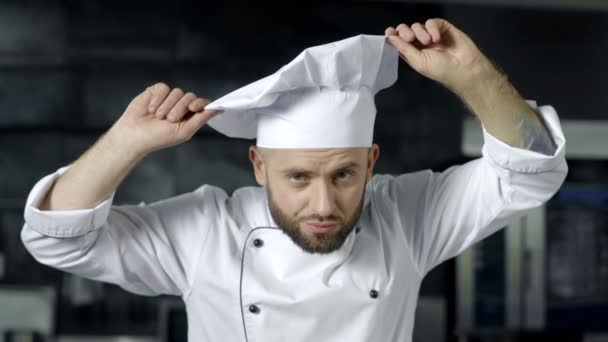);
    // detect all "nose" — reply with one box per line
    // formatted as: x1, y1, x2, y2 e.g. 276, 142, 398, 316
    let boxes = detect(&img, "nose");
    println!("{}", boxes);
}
311, 180, 336, 218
